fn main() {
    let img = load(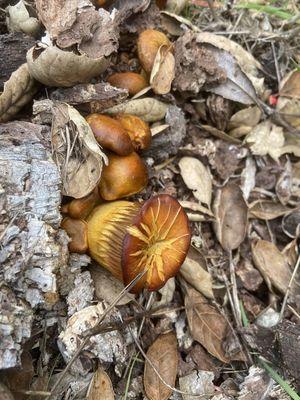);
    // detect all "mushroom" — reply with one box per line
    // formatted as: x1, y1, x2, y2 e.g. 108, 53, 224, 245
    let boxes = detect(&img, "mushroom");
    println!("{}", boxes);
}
107, 72, 148, 96
99, 151, 148, 201
61, 217, 88, 254
86, 114, 133, 156
87, 194, 191, 293
65, 188, 101, 220
115, 114, 151, 151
